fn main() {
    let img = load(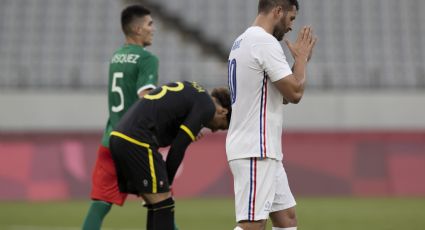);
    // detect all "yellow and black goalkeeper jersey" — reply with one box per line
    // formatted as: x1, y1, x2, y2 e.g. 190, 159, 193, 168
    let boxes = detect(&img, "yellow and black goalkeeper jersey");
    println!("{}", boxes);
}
113, 81, 215, 183
115, 81, 215, 146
